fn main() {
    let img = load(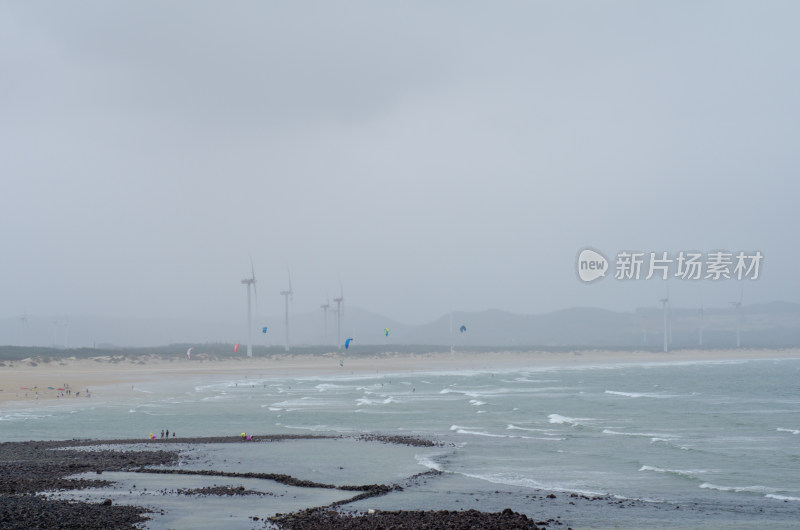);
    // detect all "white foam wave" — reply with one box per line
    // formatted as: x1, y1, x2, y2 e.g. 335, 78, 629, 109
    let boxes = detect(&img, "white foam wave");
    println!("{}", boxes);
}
458, 471, 605, 497
0, 411, 54, 422
766, 494, 800, 501
468, 400, 486, 406
699, 483, 778, 494
269, 398, 331, 409
449, 425, 562, 440
450, 425, 507, 438
777, 427, 800, 435
507, 424, 560, 435
315, 383, 352, 392
415, 454, 443, 471
548, 414, 590, 426
356, 396, 397, 406
604, 390, 674, 399
276, 423, 353, 433
603, 429, 673, 440
639, 465, 706, 479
